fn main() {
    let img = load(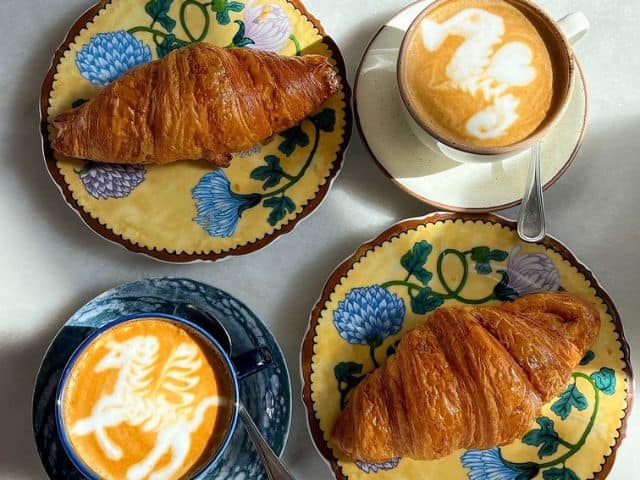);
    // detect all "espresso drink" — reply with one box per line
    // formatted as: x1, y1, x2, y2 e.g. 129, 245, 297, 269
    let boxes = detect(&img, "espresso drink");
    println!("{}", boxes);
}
61, 319, 235, 480
402, 0, 556, 149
